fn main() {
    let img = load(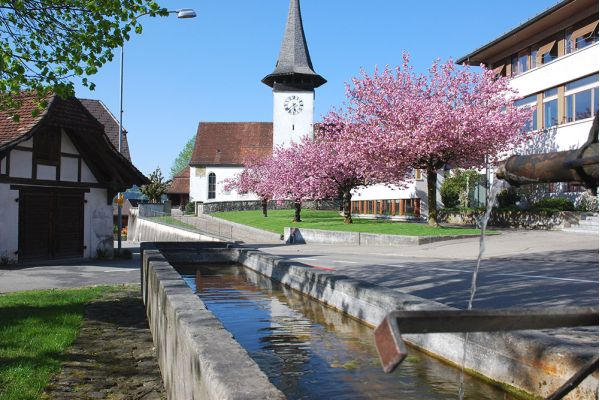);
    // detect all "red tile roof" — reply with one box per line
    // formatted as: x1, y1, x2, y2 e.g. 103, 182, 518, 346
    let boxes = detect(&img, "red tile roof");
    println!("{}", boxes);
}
0, 92, 53, 148
167, 167, 190, 194
79, 99, 131, 162
190, 122, 273, 166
